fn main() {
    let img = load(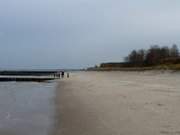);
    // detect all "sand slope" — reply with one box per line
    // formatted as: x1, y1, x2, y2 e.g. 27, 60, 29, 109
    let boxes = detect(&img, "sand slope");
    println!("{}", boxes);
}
55, 71, 180, 135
